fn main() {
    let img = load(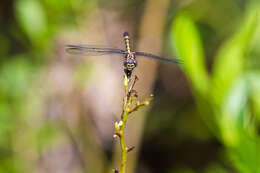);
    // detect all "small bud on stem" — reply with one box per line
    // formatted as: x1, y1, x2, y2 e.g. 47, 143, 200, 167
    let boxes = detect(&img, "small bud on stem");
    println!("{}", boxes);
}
126, 146, 135, 152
